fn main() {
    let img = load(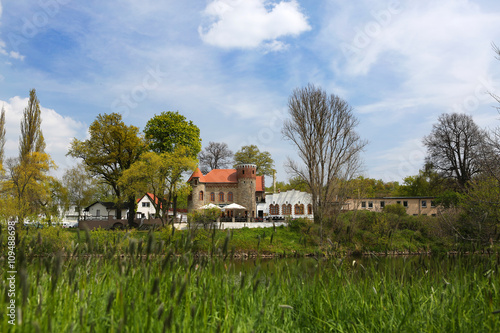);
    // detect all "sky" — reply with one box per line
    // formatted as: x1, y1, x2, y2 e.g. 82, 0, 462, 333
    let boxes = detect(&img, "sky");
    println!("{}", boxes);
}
1, 0, 500, 184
